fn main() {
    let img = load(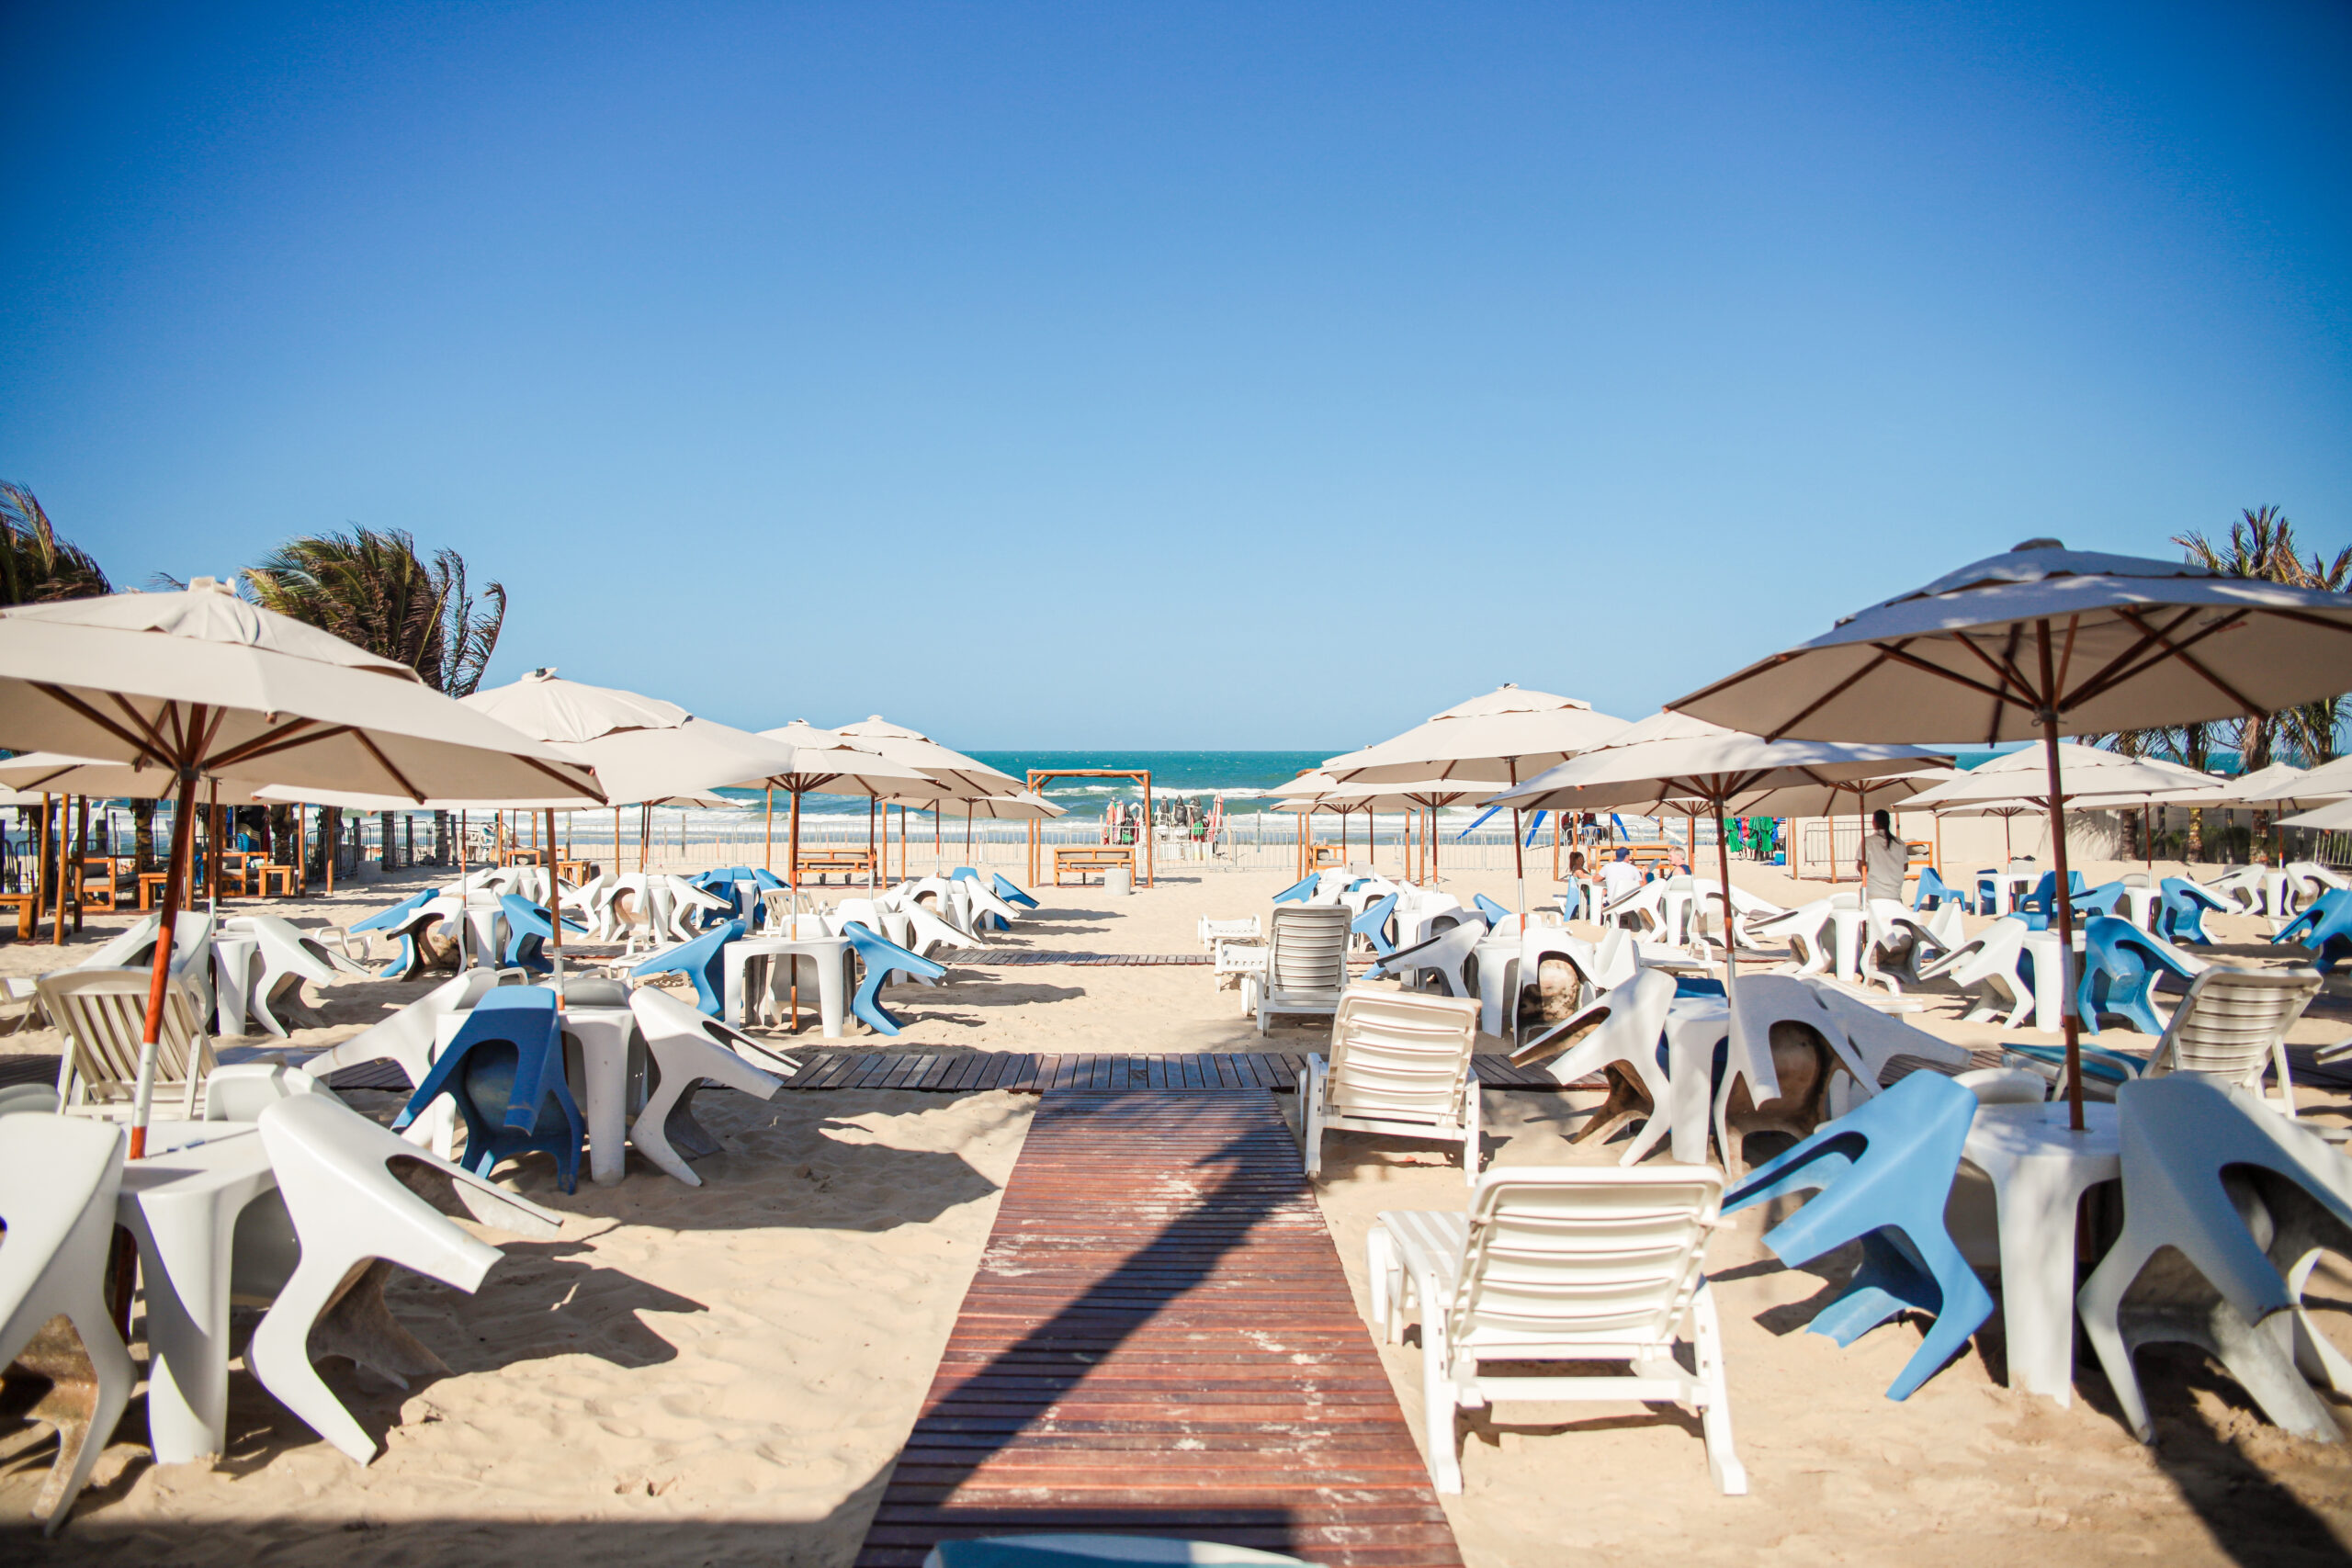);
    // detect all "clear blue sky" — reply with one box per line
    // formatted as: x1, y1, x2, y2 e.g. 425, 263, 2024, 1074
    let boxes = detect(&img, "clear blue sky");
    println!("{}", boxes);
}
4, 3, 2346, 750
